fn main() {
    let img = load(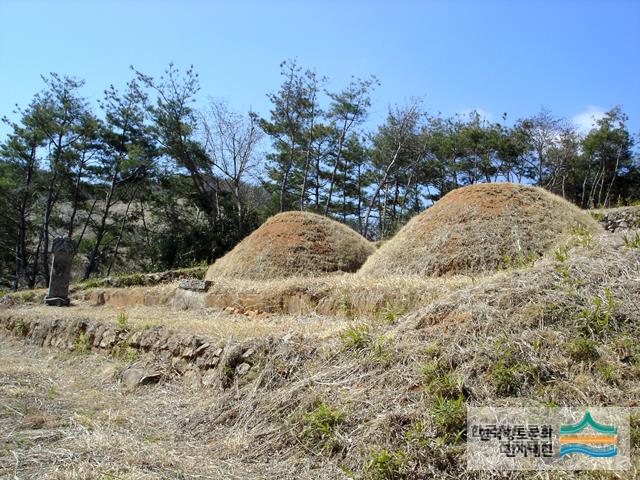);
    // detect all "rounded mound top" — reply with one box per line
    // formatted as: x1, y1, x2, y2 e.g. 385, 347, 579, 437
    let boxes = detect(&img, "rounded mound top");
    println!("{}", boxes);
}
359, 182, 603, 277
205, 211, 375, 281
